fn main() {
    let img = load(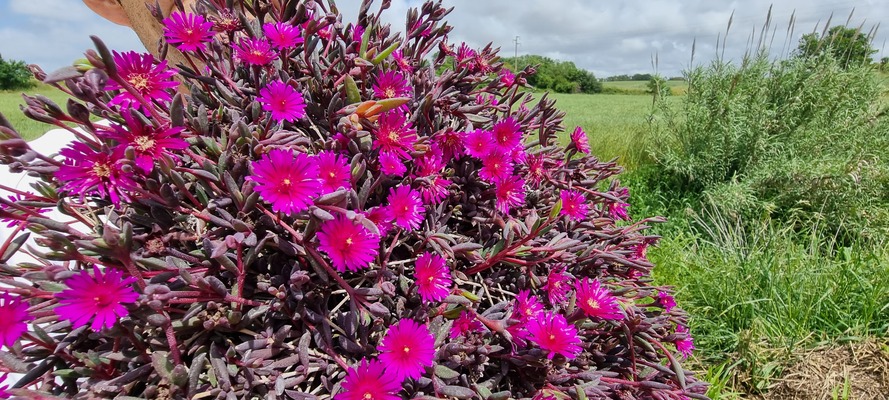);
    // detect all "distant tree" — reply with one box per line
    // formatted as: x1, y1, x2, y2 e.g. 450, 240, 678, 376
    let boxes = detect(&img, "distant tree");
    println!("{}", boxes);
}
880, 57, 889, 72
502, 55, 601, 94
796, 26, 877, 69
0, 54, 34, 90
